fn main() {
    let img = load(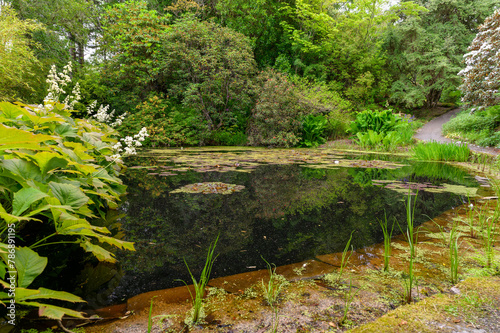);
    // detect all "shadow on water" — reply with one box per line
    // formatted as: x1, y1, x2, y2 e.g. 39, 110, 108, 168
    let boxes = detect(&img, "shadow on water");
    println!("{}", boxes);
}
79, 149, 487, 306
